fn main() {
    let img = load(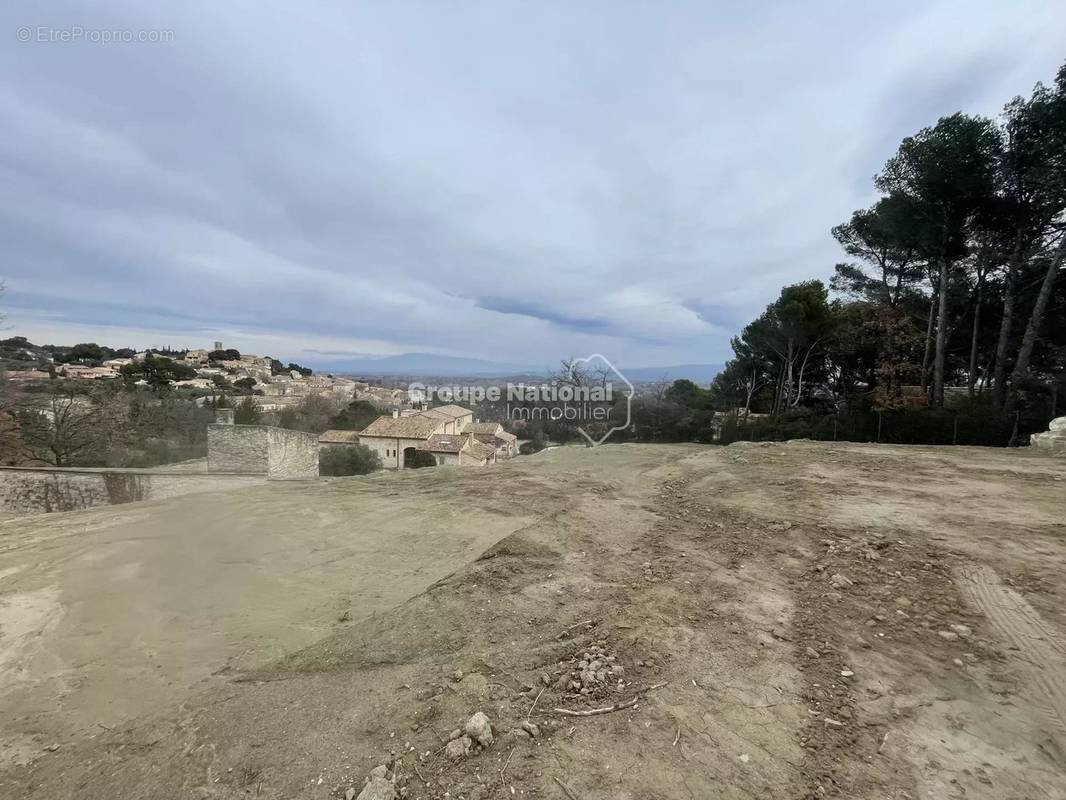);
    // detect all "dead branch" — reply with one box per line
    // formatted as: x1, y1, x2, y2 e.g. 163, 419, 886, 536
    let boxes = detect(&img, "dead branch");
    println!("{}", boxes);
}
555, 619, 595, 639
527, 685, 545, 718
553, 776, 580, 800
553, 682, 668, 717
